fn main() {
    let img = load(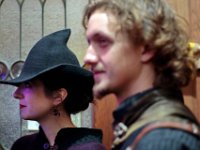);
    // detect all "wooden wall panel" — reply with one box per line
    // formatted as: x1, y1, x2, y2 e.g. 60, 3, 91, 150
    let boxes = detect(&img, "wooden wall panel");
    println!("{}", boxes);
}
167, 0, 190, 21
93, 94, 117, 150
195, 76, 200, 119
189, 0, 200, 42
166, 0, 200, 122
